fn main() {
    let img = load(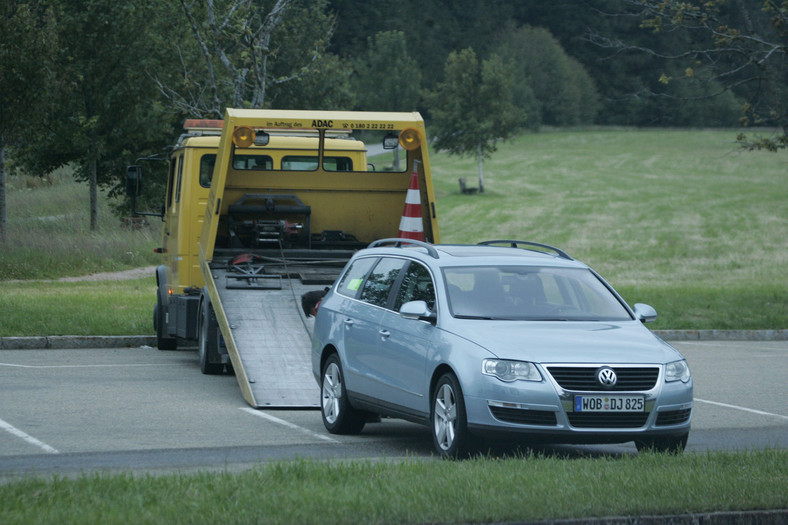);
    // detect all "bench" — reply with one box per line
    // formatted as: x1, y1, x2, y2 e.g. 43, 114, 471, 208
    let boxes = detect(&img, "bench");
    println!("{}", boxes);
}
458, 177, 478, 194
